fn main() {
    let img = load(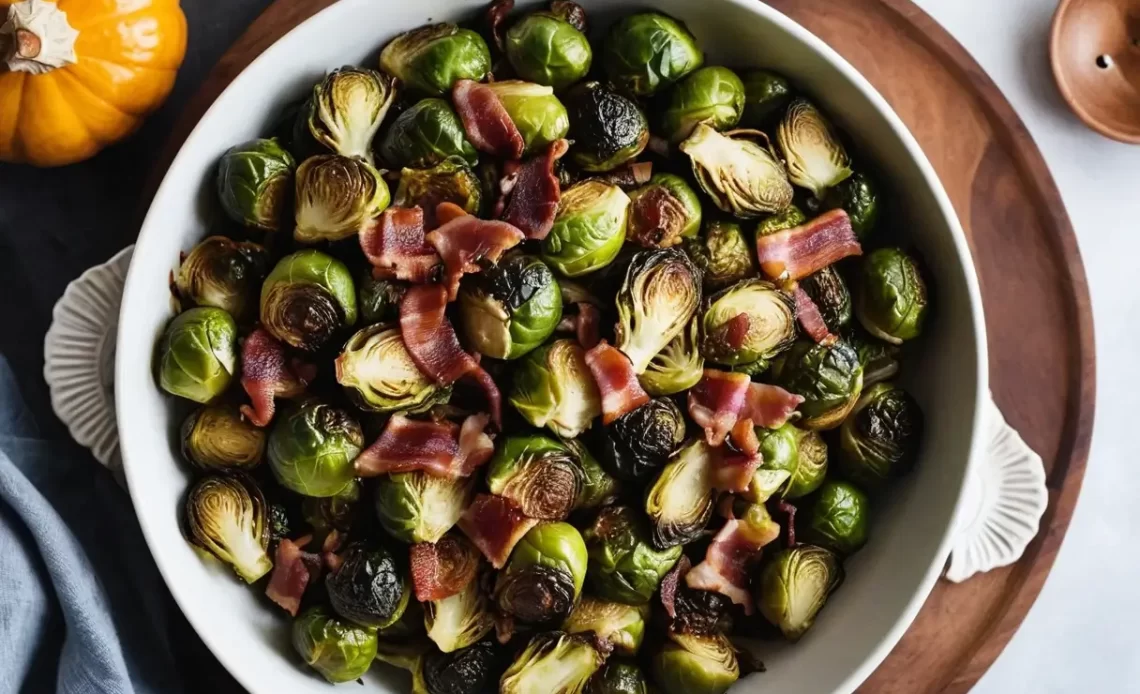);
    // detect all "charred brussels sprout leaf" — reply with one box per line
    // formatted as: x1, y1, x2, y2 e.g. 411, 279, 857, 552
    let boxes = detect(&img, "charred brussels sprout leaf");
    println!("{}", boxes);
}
824, 171, 879, 240
486, 434, 584, 520
563, 597, 647, 655
422, 639, 506, 694
739, 69, 793, 129
757, 544, 843, 641
742, 422, 799, 503
626, 173, 702, 249
680, 124, 794, 218
216, 137, 295, 231
684, 220, 756, 291
838, 382, 924, 489
506, 10, 593, 90
638, 318, 704, 397
669, 584, 734, 636
543, 180, 630, 277
846, 327, 900, 387
599, 397, 686, 481
426, 579, 496, 653
602, 12, 703, 96
379, 97, 478, 169
302, 480, 360, 534
564, 81, 649, 172
380, 24, 491, 95
776, 98, 853, 197
327, 542, 410, 629
799, 265, 852, 332
303, 66, 396, 163
458, 255, 562, 360
292, 604, 378, 683
786, 428, 828, 499
587, 660, 649, 694
583, 505, 681, 605
854, 247, 929, 344
267, 400, 363, 497
500, 632, 604, 694
755, 204, 806, 238
375, 470, 473, 544
156, 307, 237, 404
769, 339, 863, 430
495, 522, 588, 625
486, 80, 571, 155
700, 279, 795, 367
645, 439, 716, 549
803, 480, 870, 555
335, 323, 451, 413
563, 438, 621, 510
185, 473, 271, 583
175, 236, 269, 322
180, 404, 266, 471
260, 249, 357, 351
510, 339, 602, 438
614, 248, 702, 374
294, 154, 390, 243
651, 631, 739, 694
357, 275, 407, 325
660, 66, 746, 144
394, 160, 483, 221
